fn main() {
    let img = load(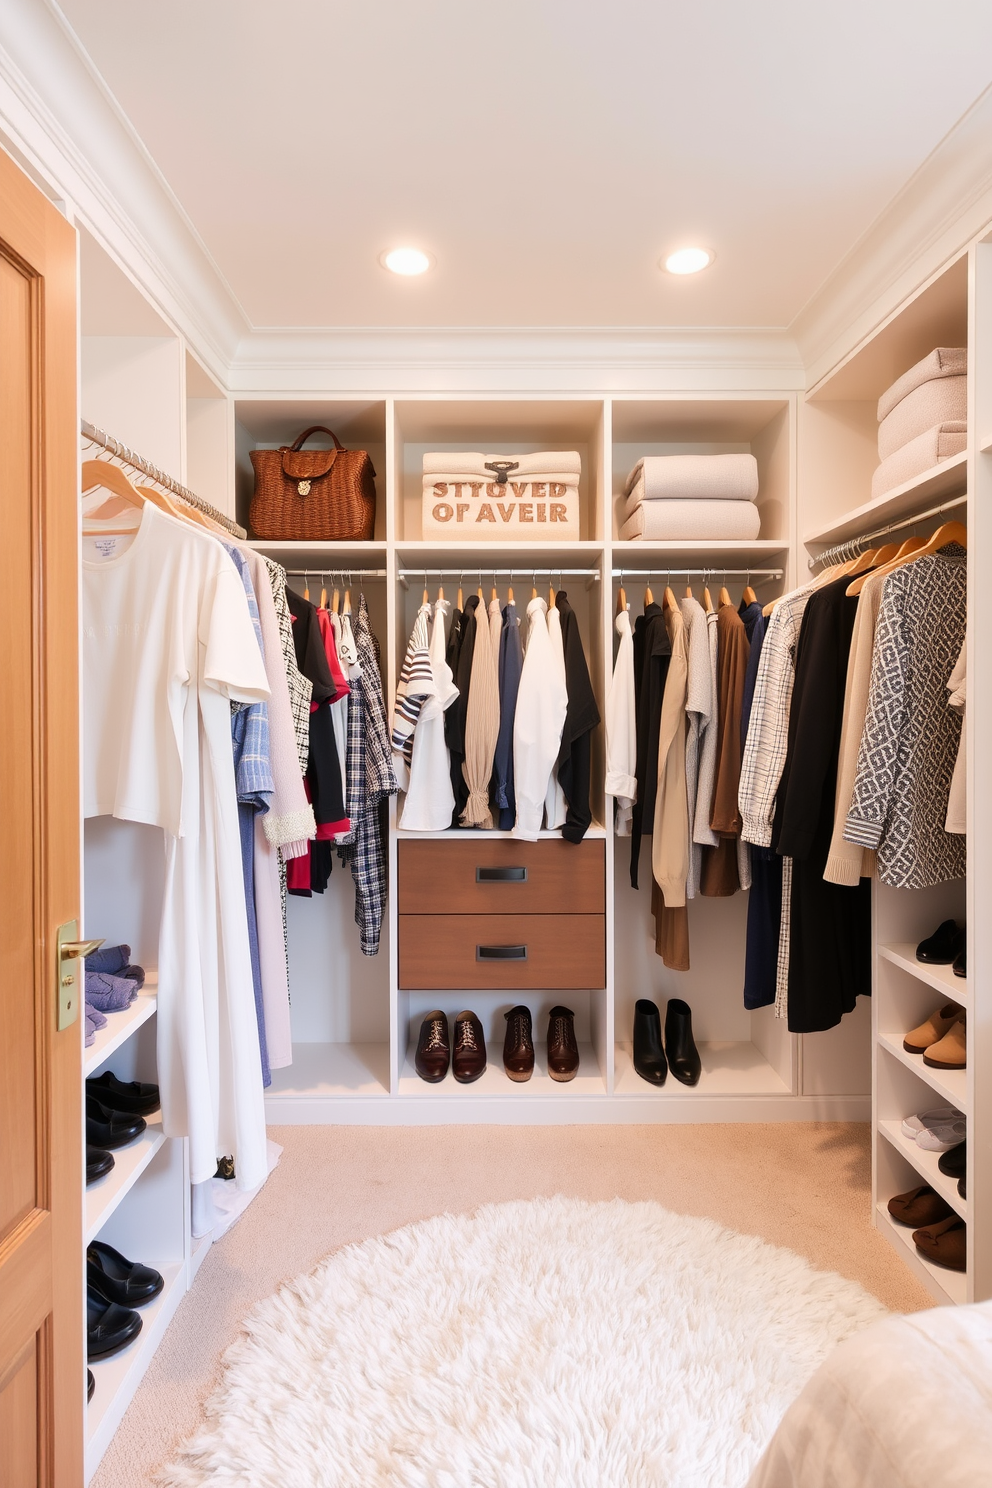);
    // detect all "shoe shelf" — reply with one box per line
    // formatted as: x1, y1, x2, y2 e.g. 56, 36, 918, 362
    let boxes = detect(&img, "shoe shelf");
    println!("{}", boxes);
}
877, 1032, 967, 1112
397, 1042, 605, 1097
802, 452, 968, 550
84, 1259, 186, 1479
875, 1202, 967, 1307
84, 976, 158, 1079
85, 1115, 167, 1245
878, 944, 968, 1008
613, 1041, 791, 1098
877, 1119, 968, 1221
